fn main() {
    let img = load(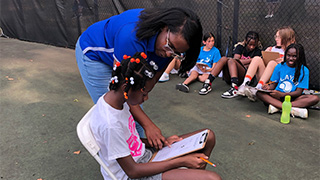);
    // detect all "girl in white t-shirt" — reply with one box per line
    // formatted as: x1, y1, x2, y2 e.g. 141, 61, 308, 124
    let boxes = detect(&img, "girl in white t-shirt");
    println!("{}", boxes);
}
237, 26, 296, 101
90, 52, 221, 180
